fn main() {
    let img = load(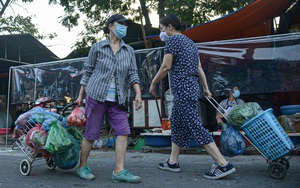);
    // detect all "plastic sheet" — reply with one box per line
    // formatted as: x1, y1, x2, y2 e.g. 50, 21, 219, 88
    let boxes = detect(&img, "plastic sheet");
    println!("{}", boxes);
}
9, 33, 300, 105
198, 33, 300, 97
10, 49, 163, 104
10, 58, 85, 104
